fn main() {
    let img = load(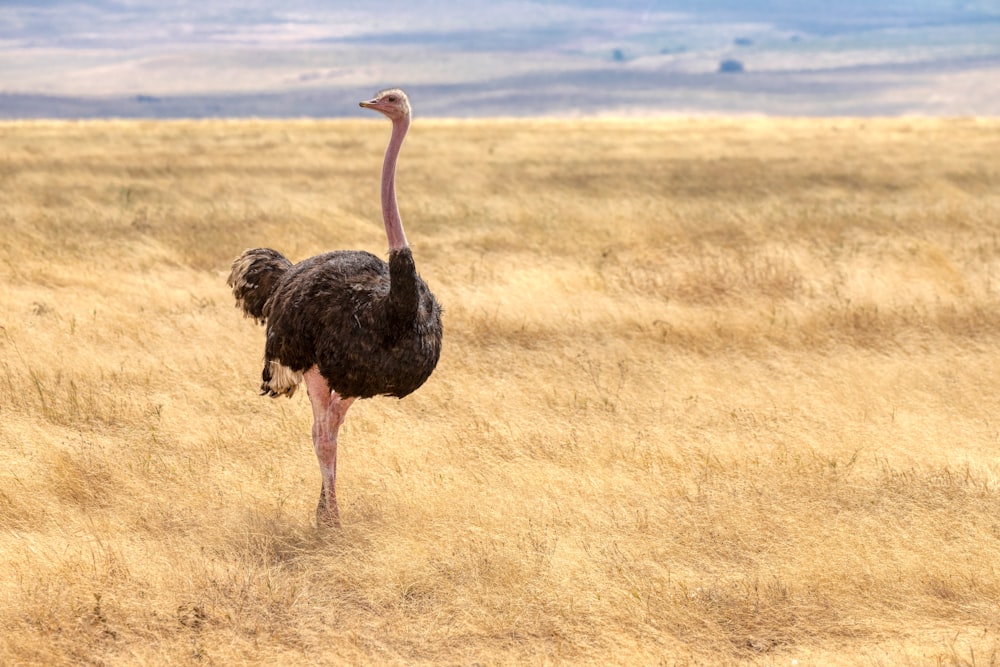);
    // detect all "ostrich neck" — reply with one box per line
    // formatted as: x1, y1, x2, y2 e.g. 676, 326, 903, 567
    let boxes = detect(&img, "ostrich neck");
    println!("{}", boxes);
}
382, 116, 410, 252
